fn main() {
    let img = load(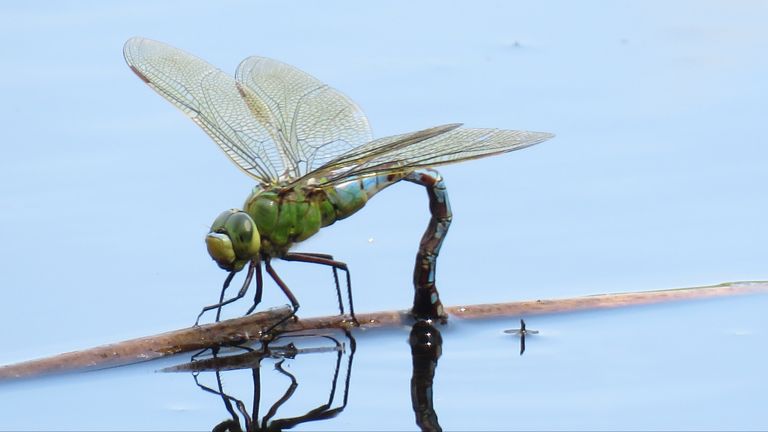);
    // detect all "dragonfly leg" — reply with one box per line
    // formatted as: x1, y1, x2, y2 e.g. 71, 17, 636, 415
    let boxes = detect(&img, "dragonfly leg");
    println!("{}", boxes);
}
217, 272, 237, 322
405, 169, 452, 321
286, 253, 344, 314
260, 257, 301, 337
195, 259, 257, 325
245, 259, 265, 315
282, 252, 356, 323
